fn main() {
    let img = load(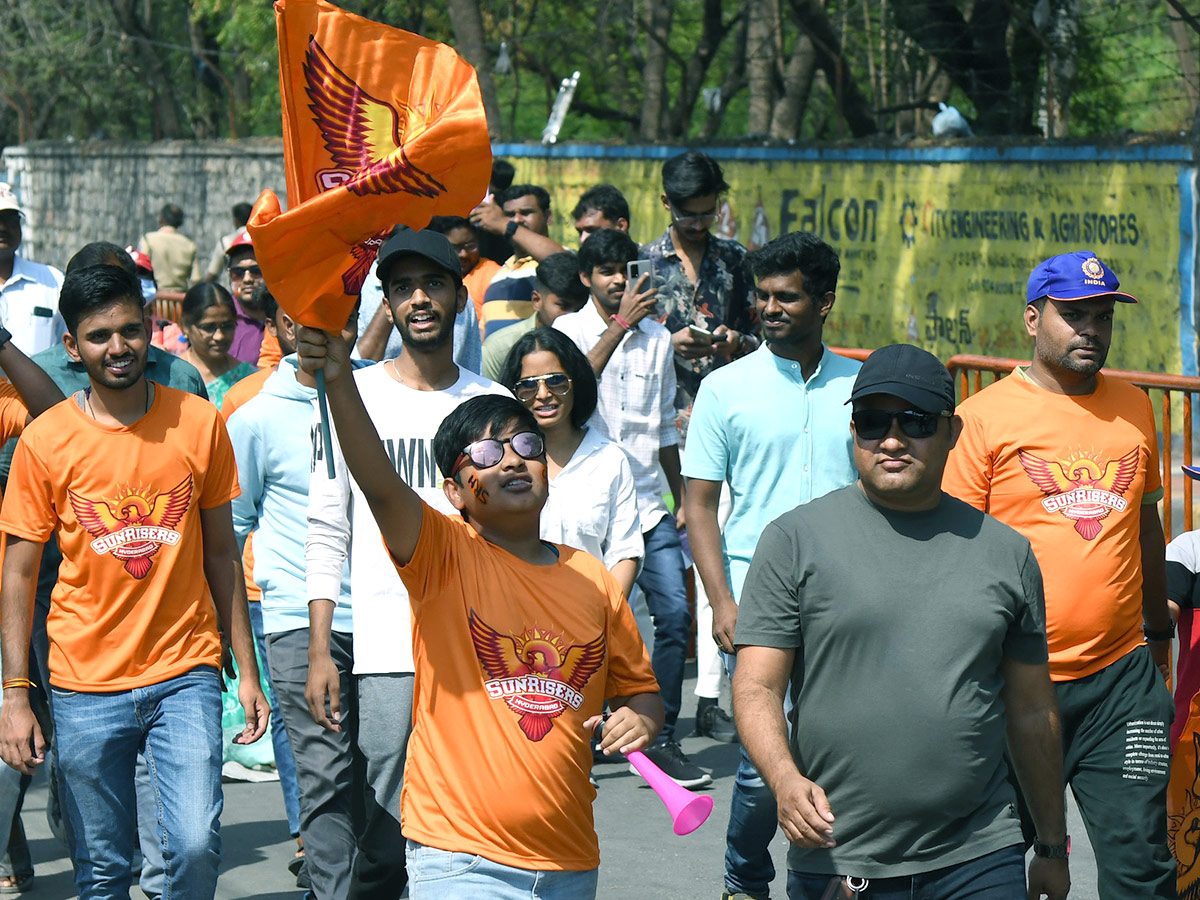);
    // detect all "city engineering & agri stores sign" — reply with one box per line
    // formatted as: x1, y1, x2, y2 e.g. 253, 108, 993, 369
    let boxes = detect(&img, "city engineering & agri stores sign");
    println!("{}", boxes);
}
509, 146, 1194, 375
